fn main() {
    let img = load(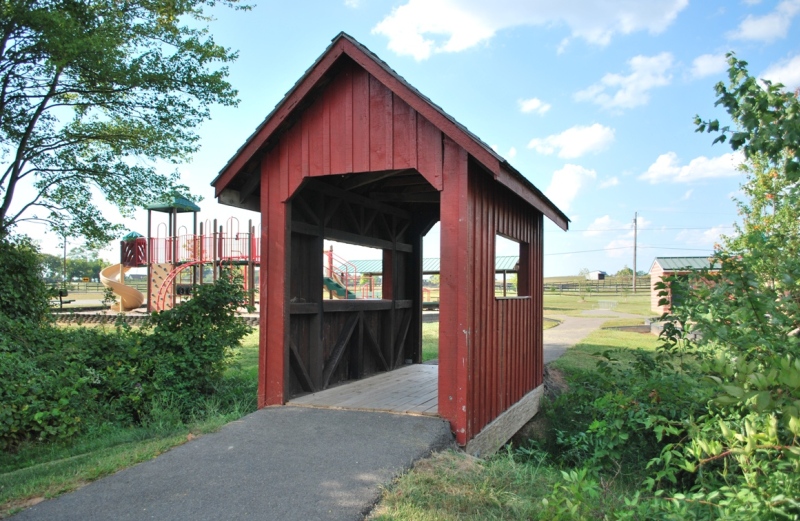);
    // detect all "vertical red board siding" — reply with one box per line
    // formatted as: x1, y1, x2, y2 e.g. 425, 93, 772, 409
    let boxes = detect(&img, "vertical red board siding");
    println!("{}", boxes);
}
286, 122, 304, 197
306, 96, 325, 177
369, 76, 393, 171
328, 66, 353, 174
261, 149, 287, 406
465, 163, 544, 438
352, 68, 370, 172
392, 96, 417, 170
439, 136, 471, 445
